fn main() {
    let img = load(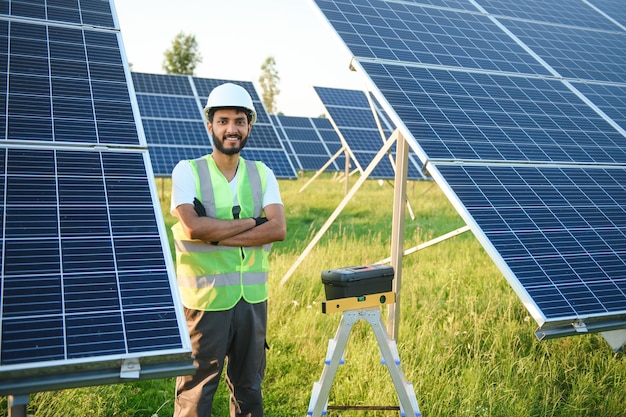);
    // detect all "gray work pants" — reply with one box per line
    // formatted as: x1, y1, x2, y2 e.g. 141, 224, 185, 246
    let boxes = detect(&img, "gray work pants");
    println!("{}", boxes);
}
174, 299, 268, 417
